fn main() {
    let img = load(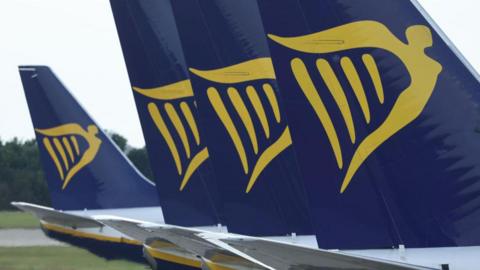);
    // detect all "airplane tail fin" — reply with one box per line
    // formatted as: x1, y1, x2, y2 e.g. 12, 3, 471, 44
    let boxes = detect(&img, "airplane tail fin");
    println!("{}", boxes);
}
257, 0, 480, 248
109, 0, 222, 227
19, 66, 160, 211
170, 0, 313, 236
